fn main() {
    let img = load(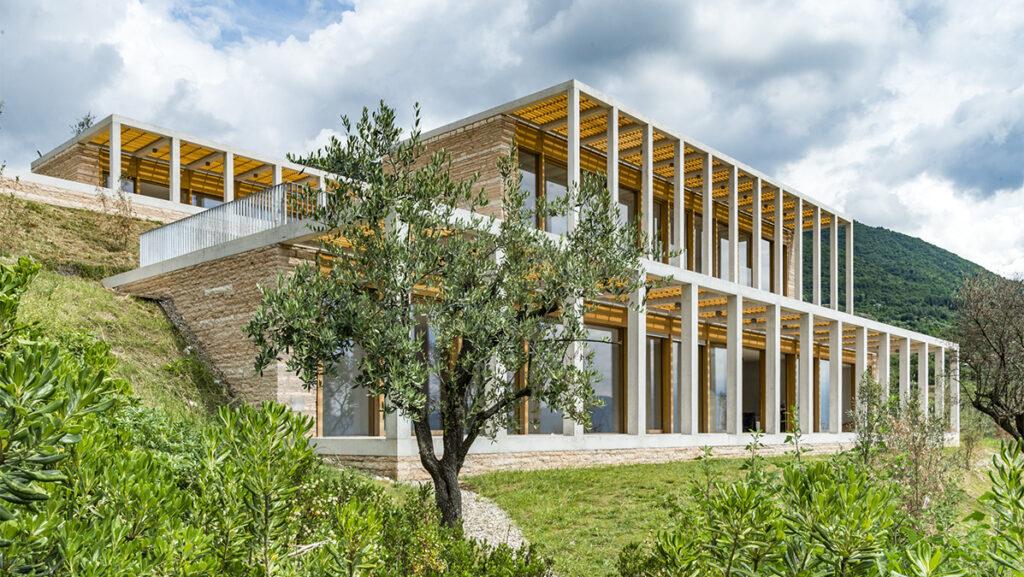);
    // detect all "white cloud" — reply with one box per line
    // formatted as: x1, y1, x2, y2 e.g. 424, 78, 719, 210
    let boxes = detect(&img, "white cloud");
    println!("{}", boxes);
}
1, 0, 1022, 274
